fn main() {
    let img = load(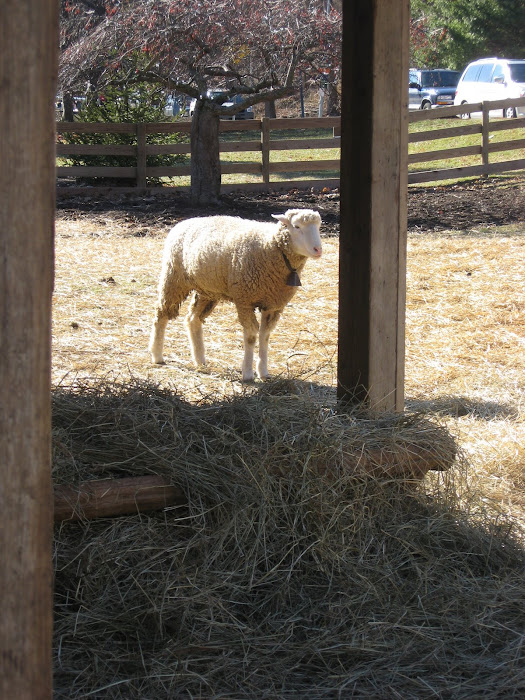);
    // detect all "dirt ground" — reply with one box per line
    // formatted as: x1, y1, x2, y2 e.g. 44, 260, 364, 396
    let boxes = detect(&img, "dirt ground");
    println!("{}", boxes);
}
51, 176, 525, 699
56, 175, 525, 236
